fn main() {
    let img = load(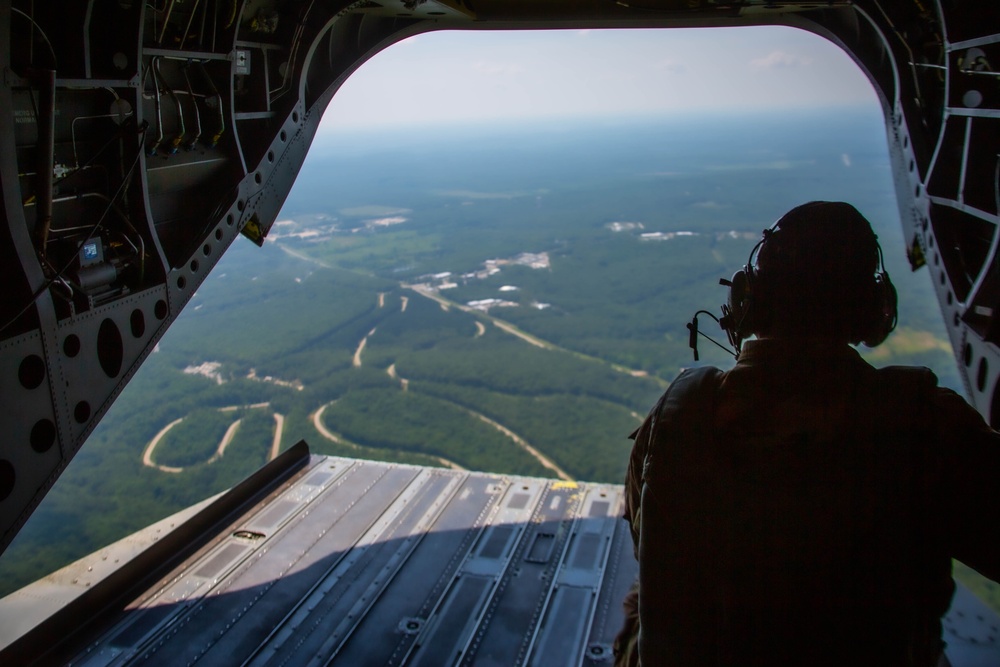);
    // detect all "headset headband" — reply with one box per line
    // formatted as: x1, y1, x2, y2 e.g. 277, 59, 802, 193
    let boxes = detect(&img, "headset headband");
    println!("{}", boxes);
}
718, 202, 896, 356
